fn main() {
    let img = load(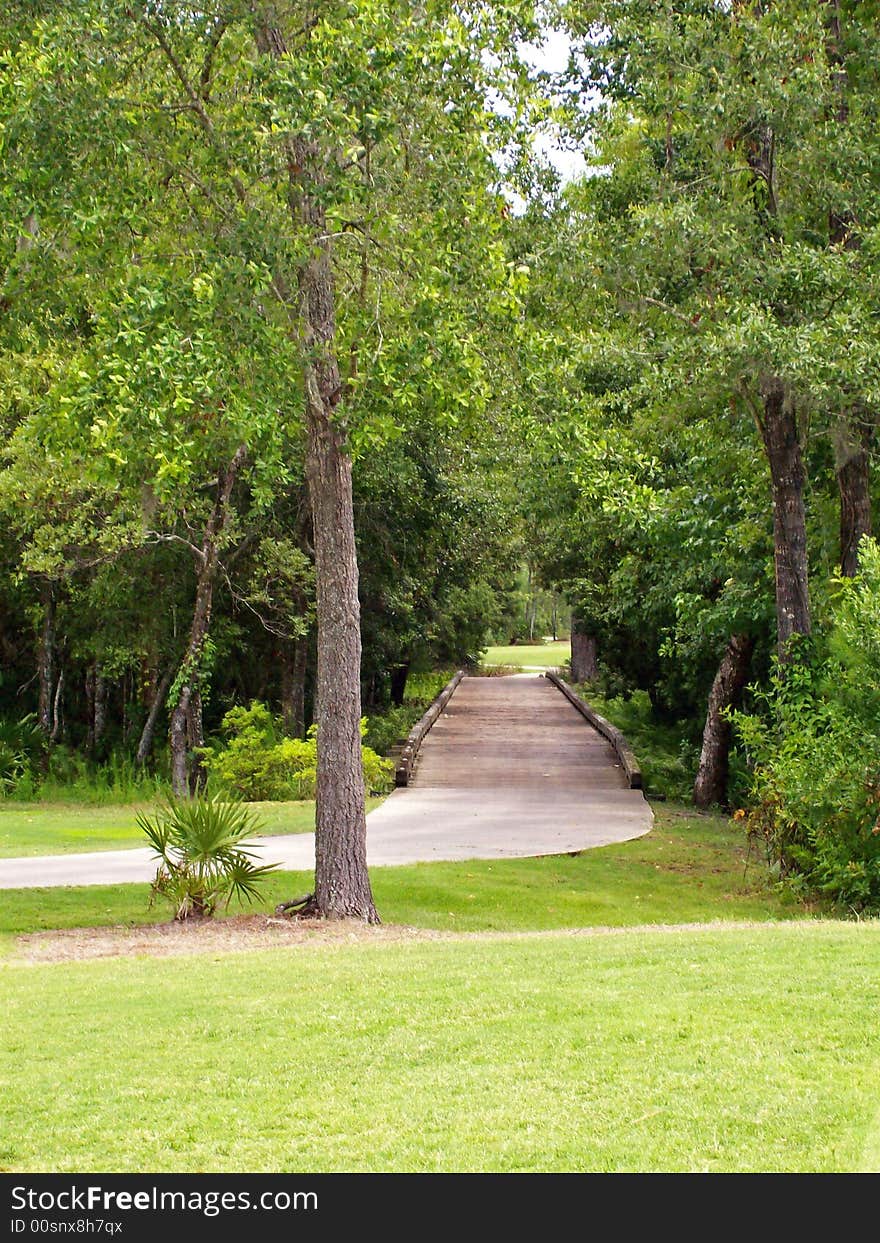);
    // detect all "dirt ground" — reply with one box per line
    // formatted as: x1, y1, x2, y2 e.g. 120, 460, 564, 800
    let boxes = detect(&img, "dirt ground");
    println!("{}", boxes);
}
14, 914, 444, 963
9, 916, 793, 964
